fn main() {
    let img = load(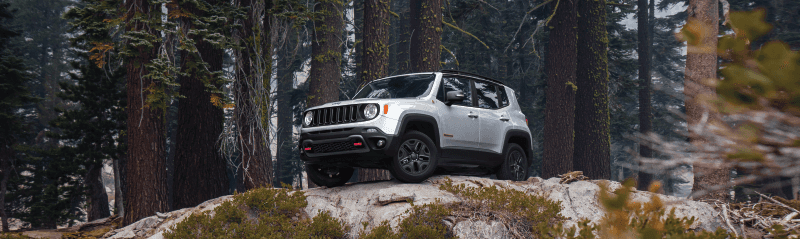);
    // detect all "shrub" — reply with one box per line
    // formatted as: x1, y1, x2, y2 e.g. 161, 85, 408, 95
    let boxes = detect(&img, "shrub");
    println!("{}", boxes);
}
567, 179, 734, 239
164, 188, 347, 239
